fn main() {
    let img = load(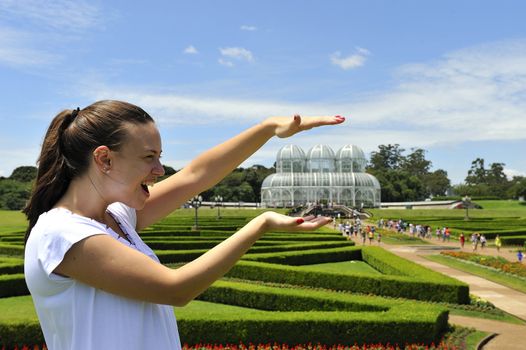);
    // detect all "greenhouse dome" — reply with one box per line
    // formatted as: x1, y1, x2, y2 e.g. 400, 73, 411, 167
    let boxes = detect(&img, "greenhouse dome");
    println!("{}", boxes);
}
261, 144, 381, 208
